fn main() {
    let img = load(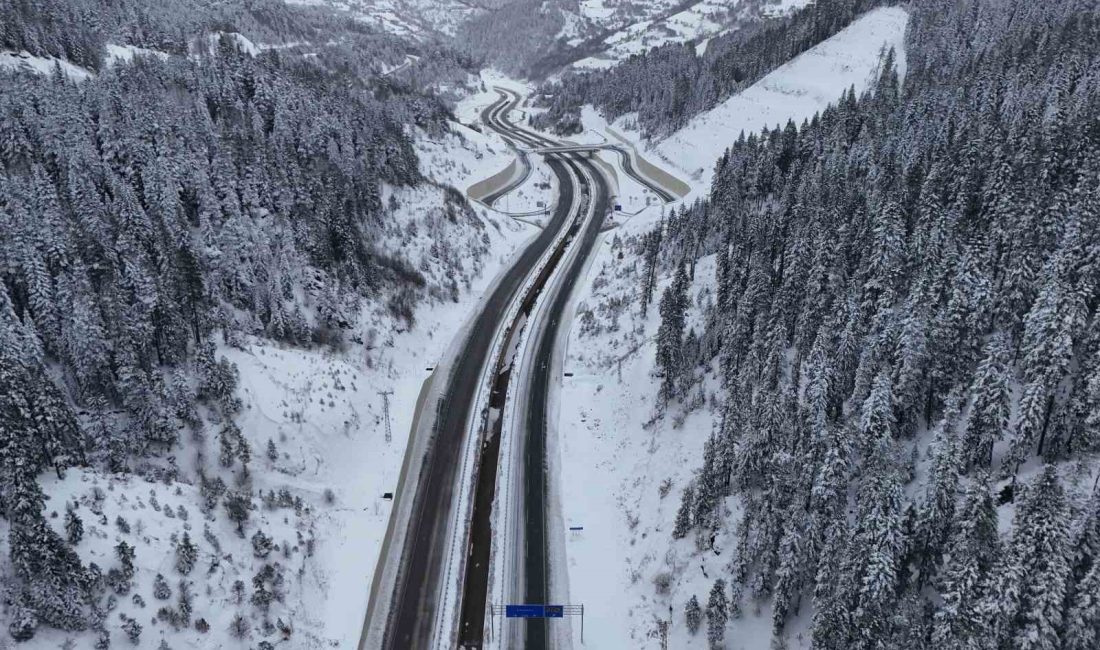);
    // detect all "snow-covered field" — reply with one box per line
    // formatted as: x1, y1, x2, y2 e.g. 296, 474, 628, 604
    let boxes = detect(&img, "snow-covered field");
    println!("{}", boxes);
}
553, 7, 912, 648
573, 0, 733, 70
571, 0, 815, 71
